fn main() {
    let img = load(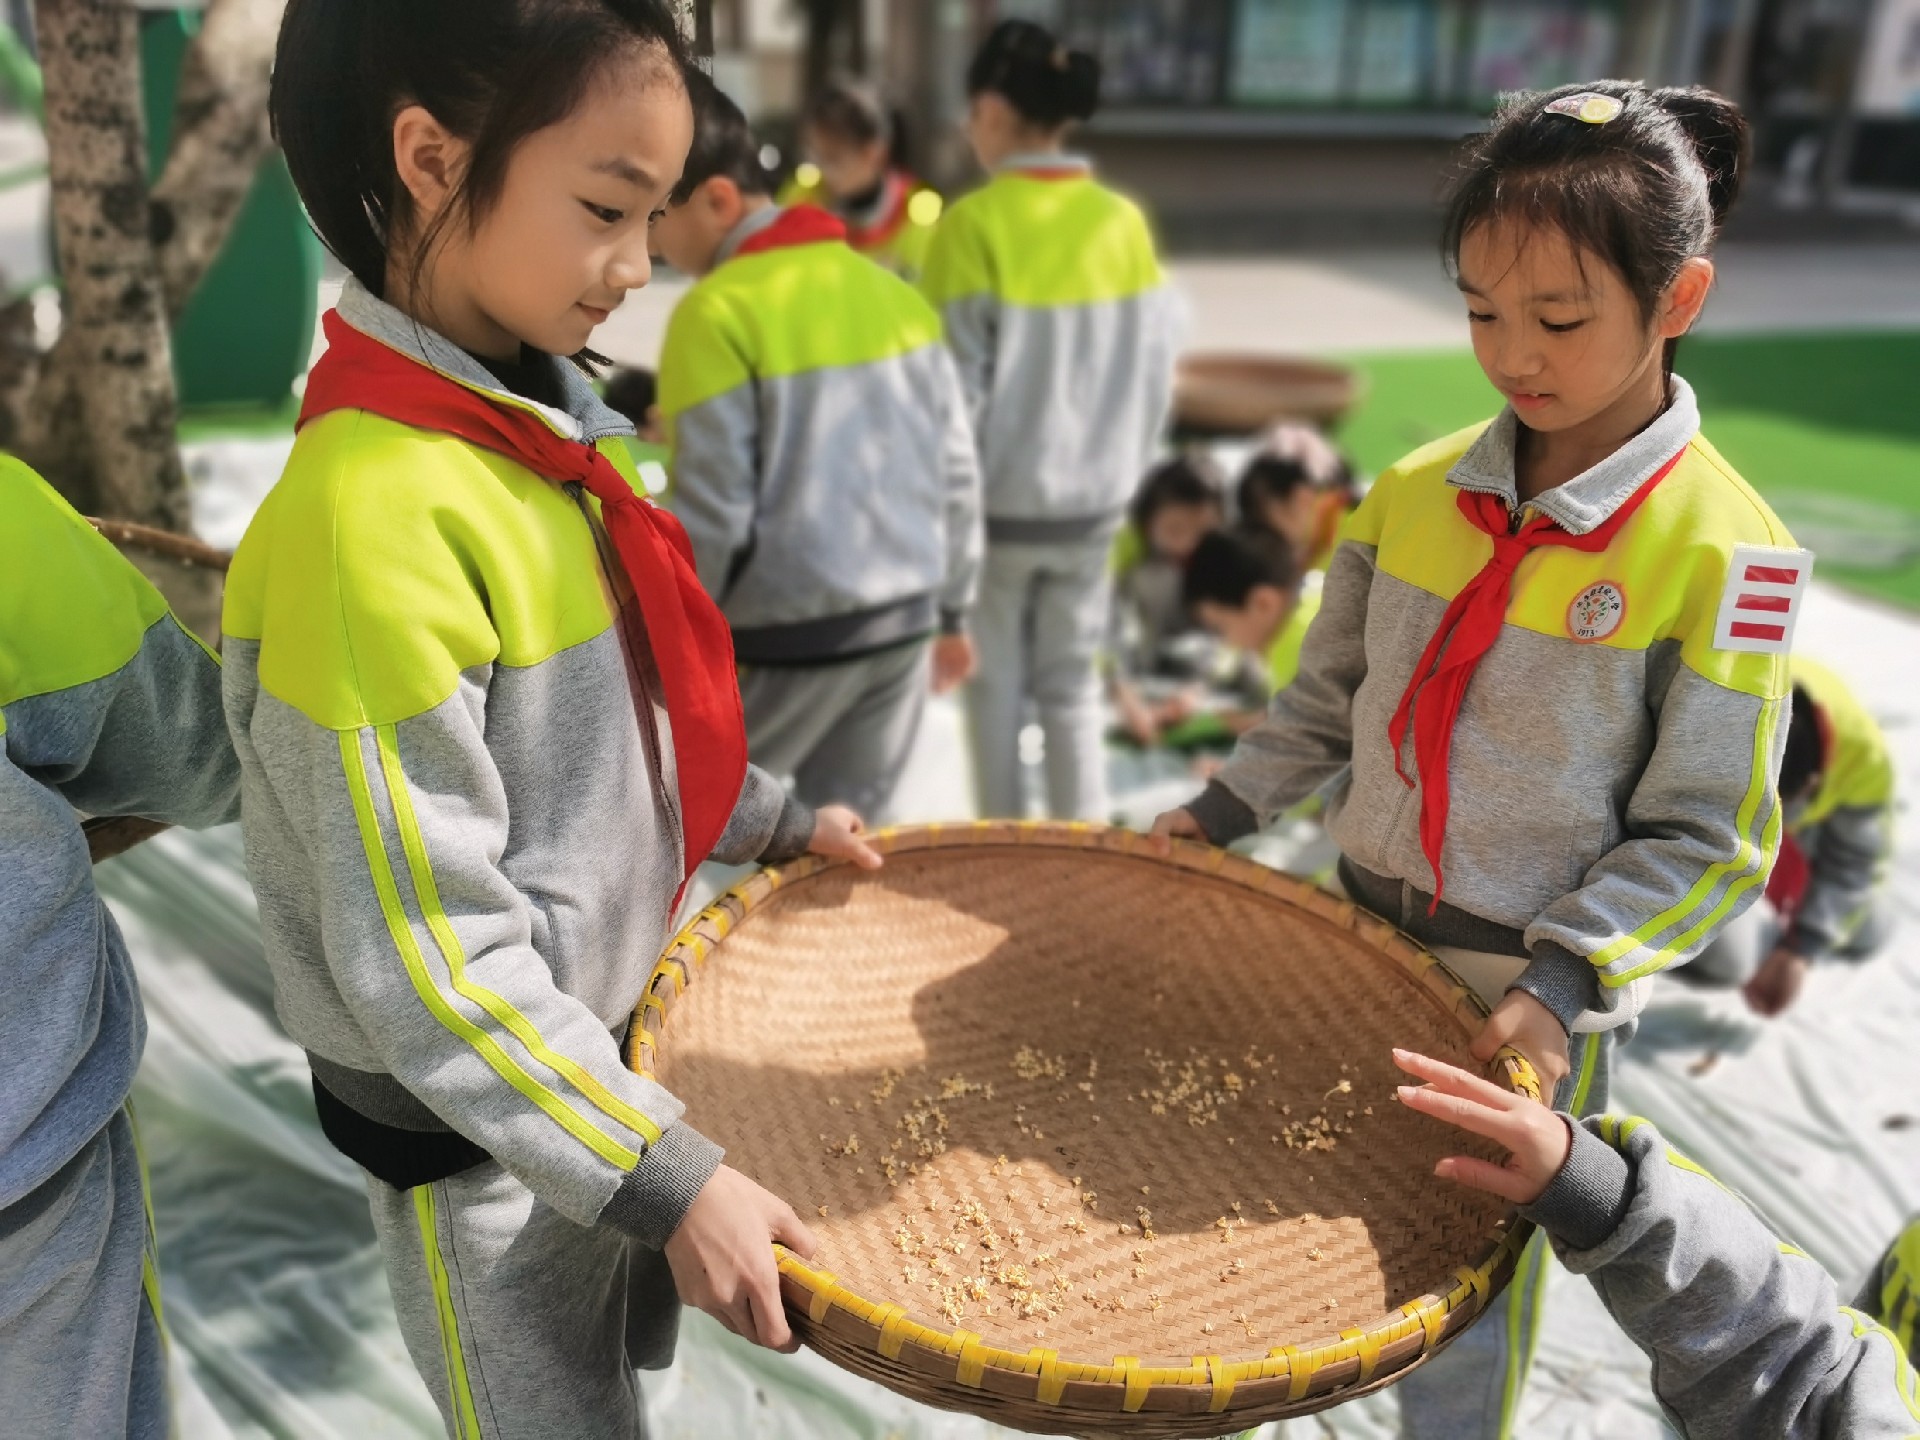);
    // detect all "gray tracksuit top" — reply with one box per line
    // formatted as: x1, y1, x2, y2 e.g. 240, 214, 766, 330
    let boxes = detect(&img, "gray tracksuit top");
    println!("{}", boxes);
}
1190, 383, 1804, 1028
659, 205, 984, 661
221, 281, 812, 1243
1524, 1115, 1920, 1437
920, 155, 1182, 542
1, 461, 239, 1208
